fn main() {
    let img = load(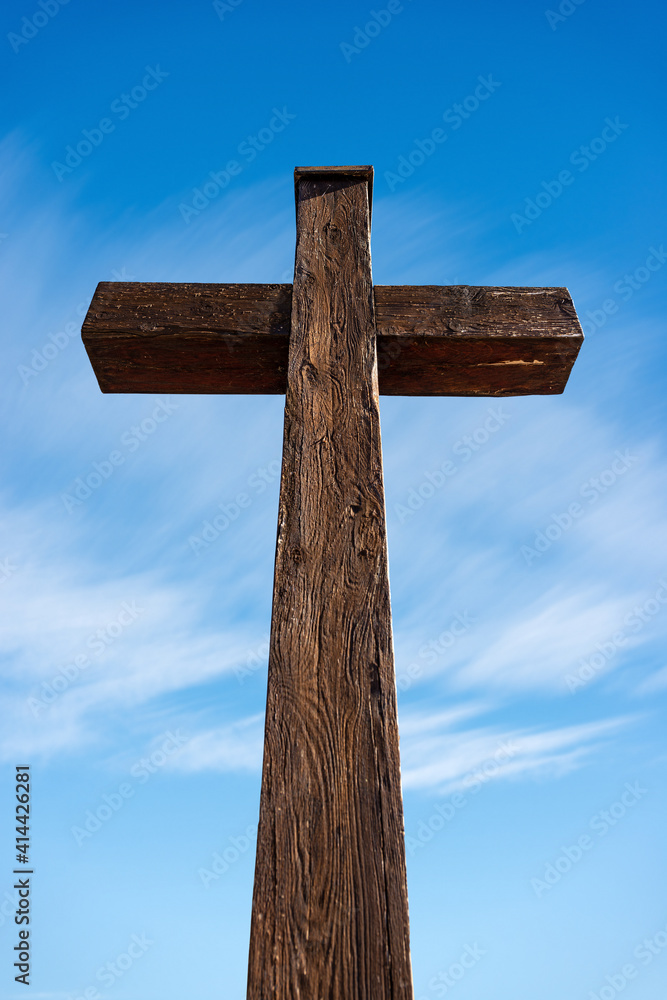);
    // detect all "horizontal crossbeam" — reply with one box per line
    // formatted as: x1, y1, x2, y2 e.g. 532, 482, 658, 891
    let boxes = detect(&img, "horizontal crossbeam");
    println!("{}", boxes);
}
82, 282, 583, 396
